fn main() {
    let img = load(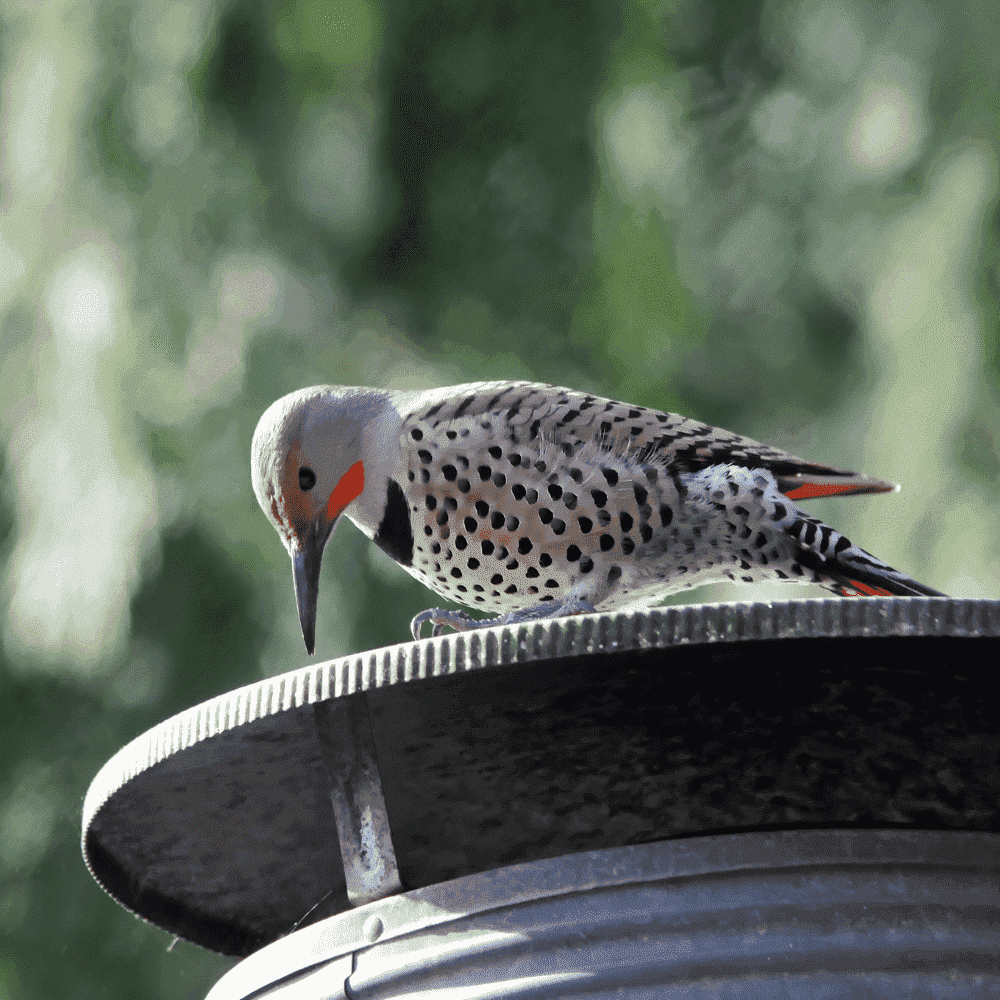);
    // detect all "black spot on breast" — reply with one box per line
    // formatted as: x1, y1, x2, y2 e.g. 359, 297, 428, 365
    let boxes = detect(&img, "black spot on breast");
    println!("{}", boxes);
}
455, 535, 467, 550
548, 483, 563, 500
563, 492, 577, 510
579, 557, 594, 573
478, 466, 491, 481
411, 428, 423, 440
619, 512, 633, 532
621, 537, 635, 555
491, 512, 504, 529
538, 508, 553, 524
512, 484, 526, 500
518, 537, 532, 554
551, 519, 566, 535
599, 534, 614, 551
475, 500, 490, 517
600, 466, 618, 485
482, 539, 495, 555
436, 510, 448, 526
539, 553, 553, 568
591, 489, 607, 507
442, 464, 457, 481
566, 545, 581, 561
418, 449, 432, 463
608, 565, 622, 582
493, 472, 507, 487
488, 445, 502, 459
578, 516, 593, 533
464, 516, 477, 532
373, 479, 414, 567
426, 496, 437, 510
